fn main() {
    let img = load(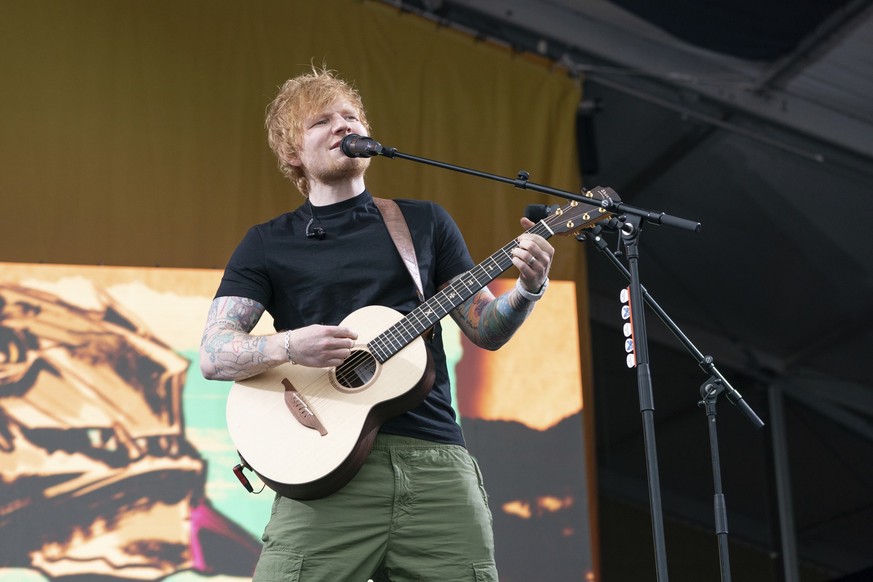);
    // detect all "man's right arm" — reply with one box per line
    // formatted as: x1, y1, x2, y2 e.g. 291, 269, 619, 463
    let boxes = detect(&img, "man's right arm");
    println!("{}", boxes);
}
199, 296, 287, 382
199, 295, 360, 382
